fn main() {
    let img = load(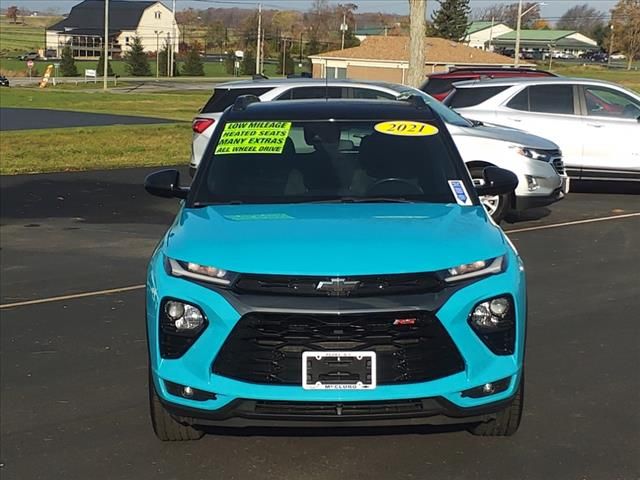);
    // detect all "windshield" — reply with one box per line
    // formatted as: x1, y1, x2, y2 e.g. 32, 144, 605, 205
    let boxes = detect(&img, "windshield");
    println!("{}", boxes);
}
192, 119, 469, 206
397, 87, 473, 127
